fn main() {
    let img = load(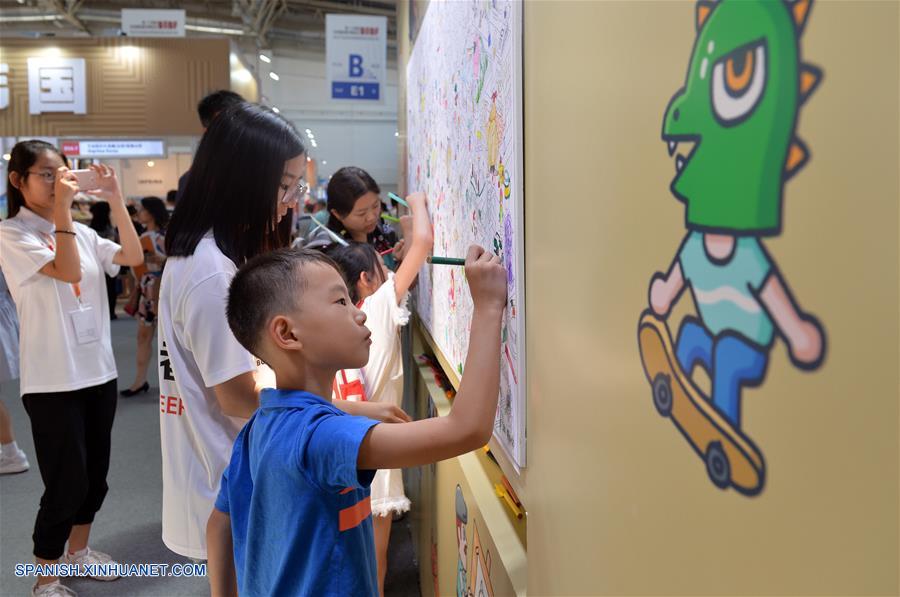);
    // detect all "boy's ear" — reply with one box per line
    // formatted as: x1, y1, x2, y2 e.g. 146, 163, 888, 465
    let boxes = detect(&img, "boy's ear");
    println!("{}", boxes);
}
270, 315, 303, 351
